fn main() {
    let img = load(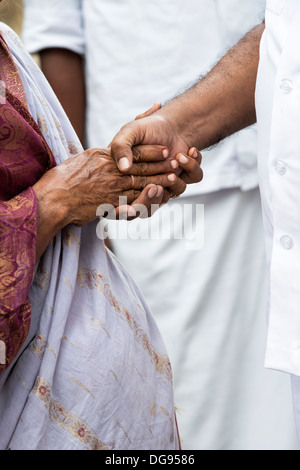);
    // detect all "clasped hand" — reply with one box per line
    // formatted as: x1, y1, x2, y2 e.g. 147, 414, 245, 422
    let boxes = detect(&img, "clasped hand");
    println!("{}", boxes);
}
106, 143, 203, 220
34, 142, 202, 230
